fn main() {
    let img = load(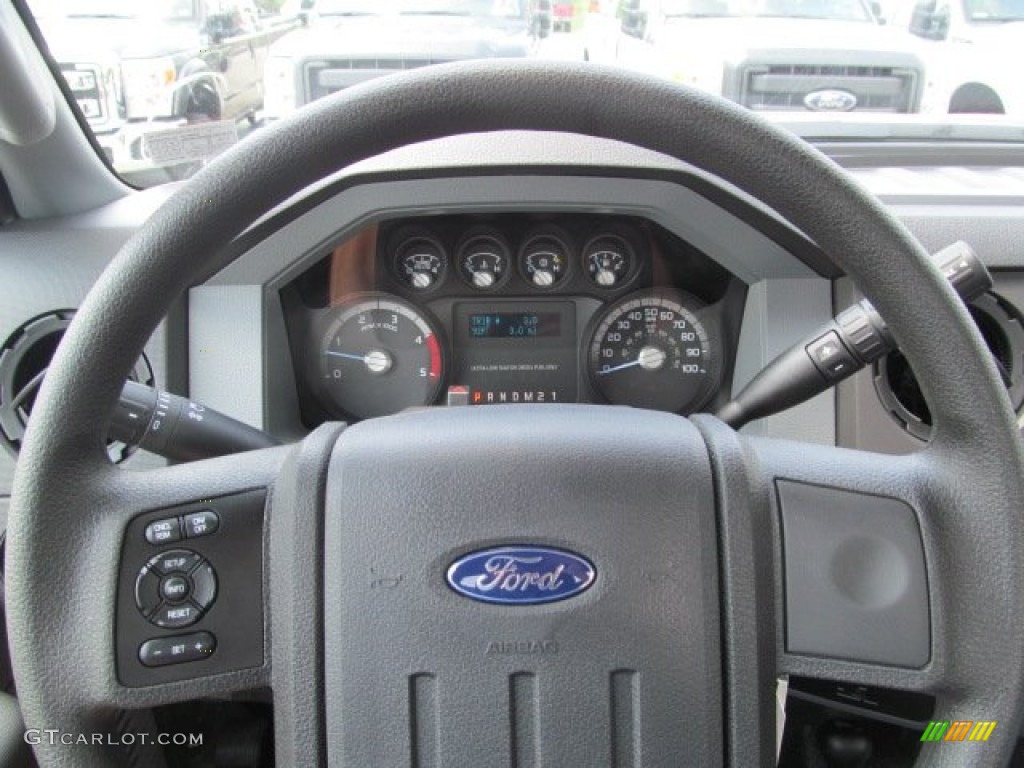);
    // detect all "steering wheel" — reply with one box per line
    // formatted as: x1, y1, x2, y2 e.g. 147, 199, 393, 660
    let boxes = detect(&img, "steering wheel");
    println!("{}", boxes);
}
8, 61, 1024, 767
